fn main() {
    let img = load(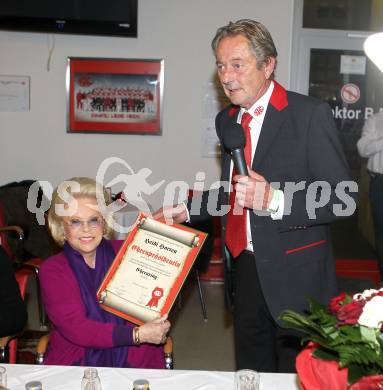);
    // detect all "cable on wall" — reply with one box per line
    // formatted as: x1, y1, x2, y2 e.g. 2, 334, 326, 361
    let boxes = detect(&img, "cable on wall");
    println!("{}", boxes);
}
46, 34, 56, 72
